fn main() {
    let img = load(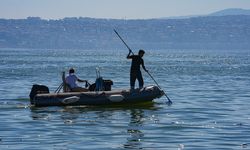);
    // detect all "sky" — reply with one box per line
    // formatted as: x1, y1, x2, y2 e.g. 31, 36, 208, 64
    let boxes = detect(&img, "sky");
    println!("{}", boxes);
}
1, 0, 250, 19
